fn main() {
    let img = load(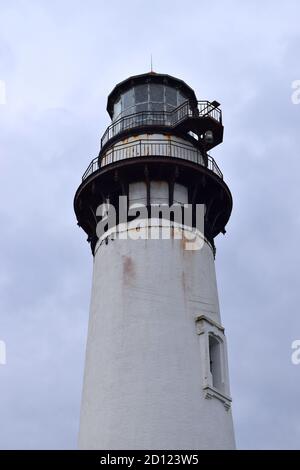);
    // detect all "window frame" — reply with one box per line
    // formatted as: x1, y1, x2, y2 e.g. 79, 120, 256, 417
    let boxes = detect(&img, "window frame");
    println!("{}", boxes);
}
195, 314, 232, 410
